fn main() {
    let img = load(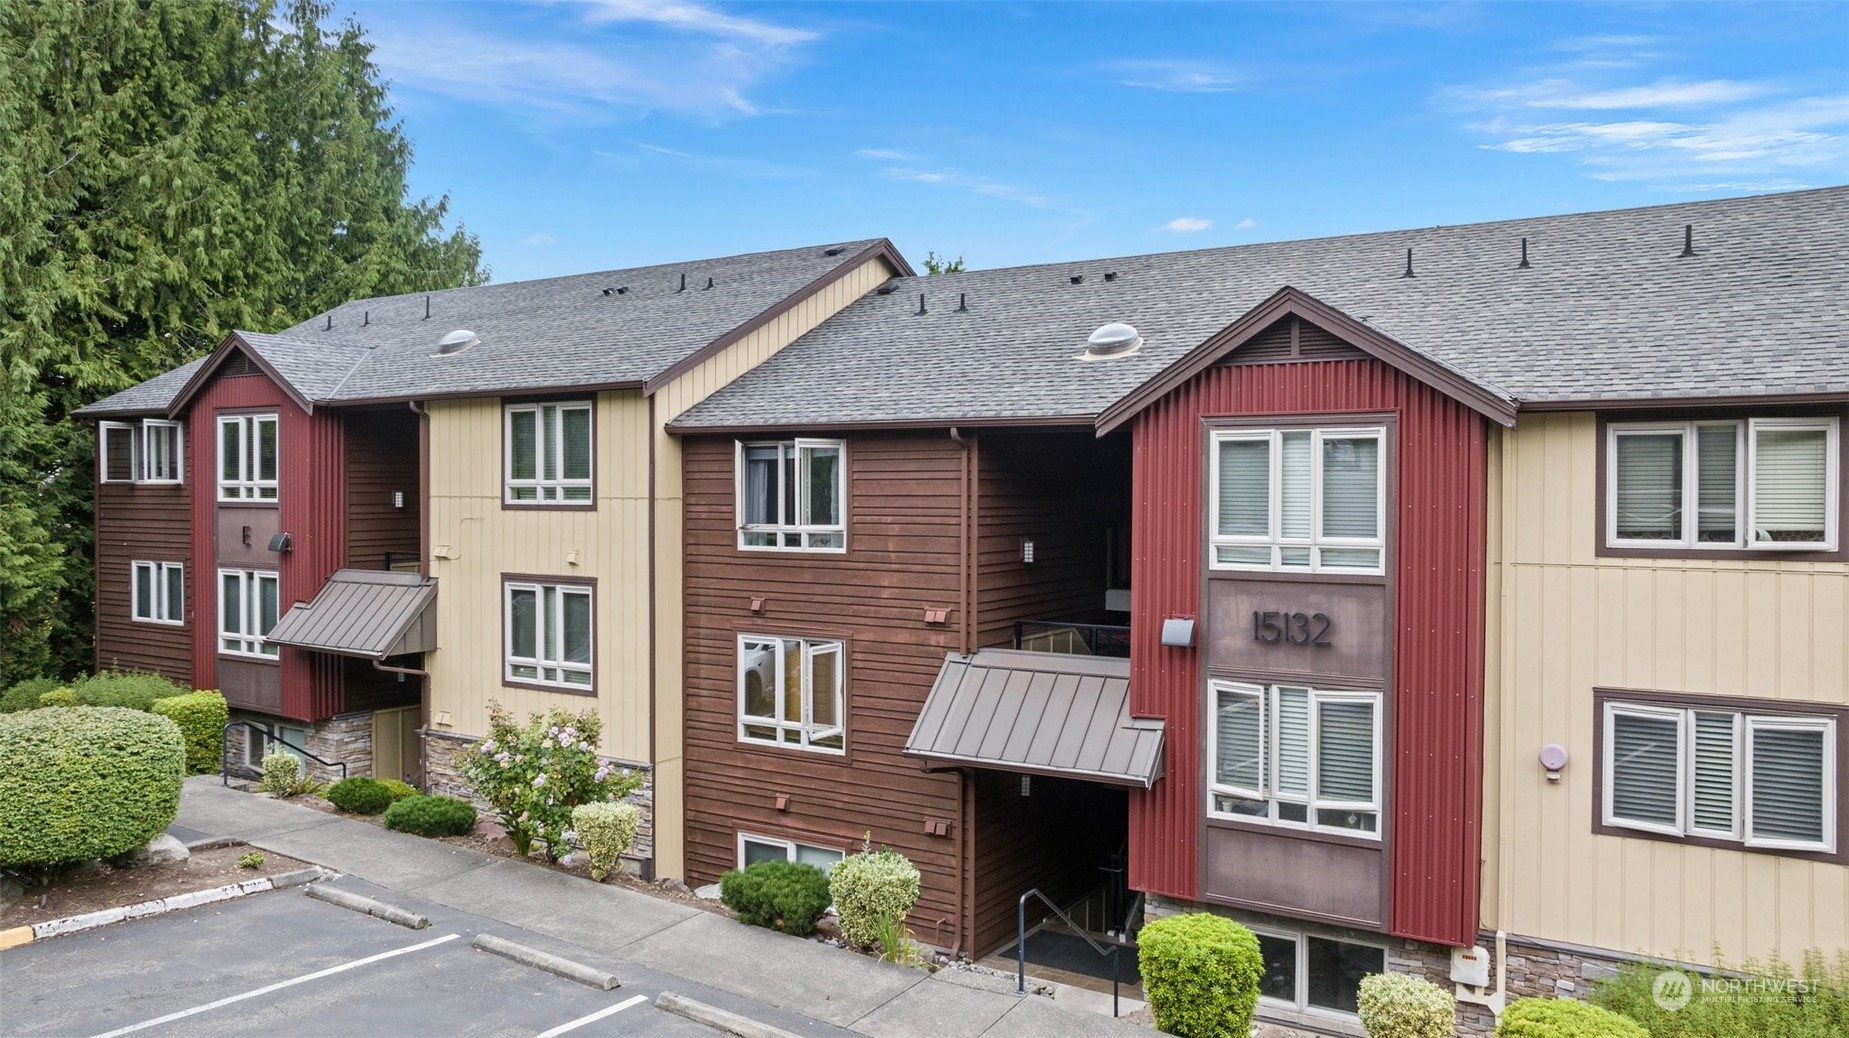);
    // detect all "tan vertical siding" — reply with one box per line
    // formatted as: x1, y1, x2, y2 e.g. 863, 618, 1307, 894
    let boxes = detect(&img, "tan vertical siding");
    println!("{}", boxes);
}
1490, 411, 1849, 964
